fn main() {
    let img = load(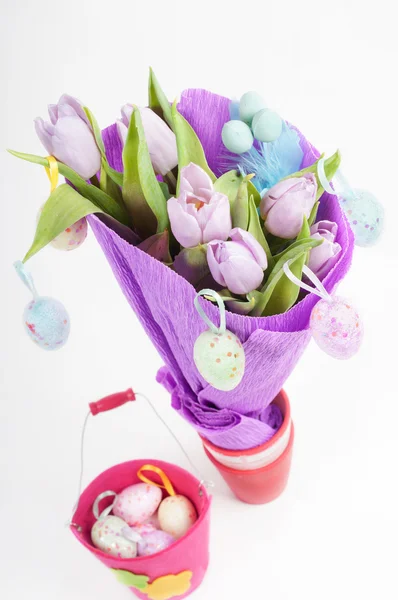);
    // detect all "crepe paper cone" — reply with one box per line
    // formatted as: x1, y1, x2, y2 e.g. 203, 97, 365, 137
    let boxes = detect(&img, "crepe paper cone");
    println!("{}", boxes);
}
71, 459, 211, 599
201, 390, 294, 504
